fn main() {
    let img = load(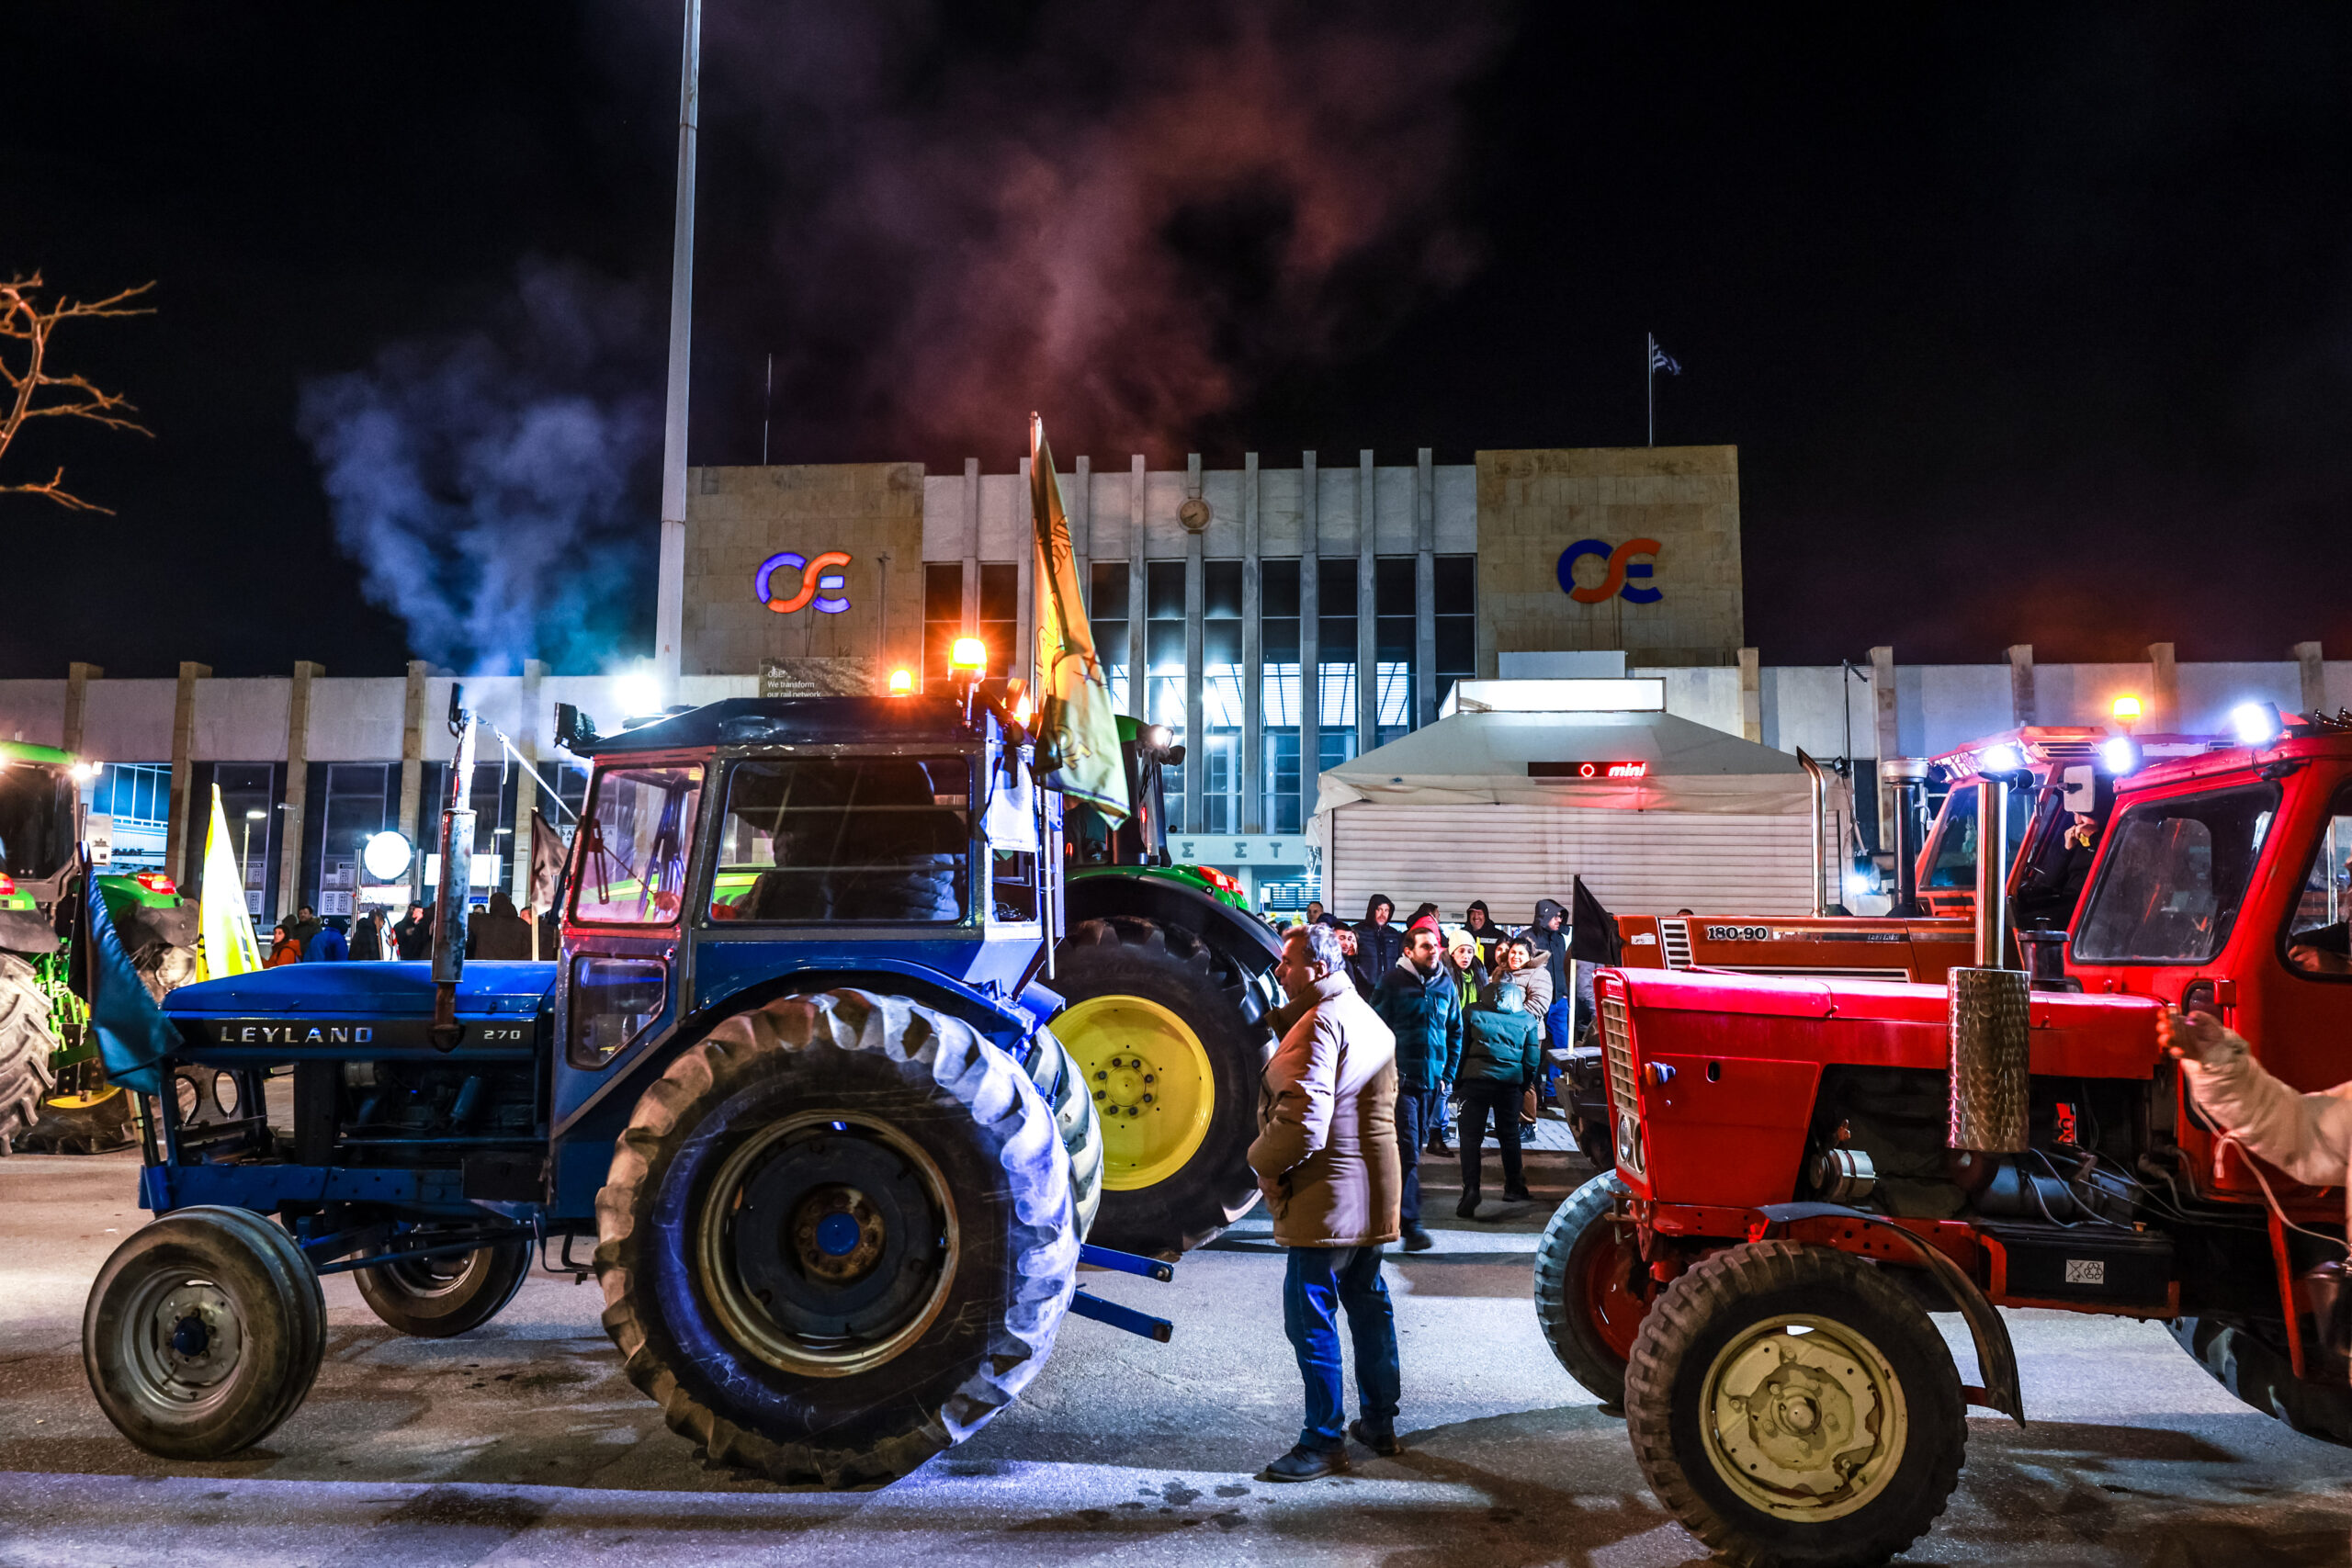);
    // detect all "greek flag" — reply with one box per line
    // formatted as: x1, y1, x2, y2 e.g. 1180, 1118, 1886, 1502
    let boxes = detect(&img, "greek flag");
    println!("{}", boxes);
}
1647, 333, 1681, 376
